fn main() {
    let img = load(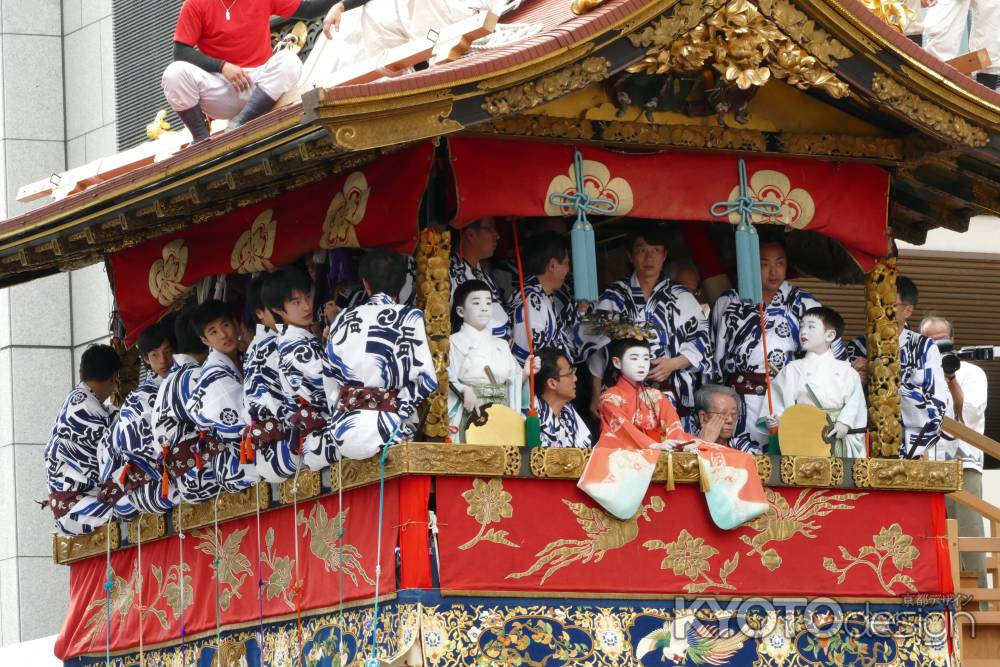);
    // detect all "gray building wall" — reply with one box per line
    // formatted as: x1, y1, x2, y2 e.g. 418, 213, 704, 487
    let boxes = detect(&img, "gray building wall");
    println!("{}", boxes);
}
0, 0, 116, 645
